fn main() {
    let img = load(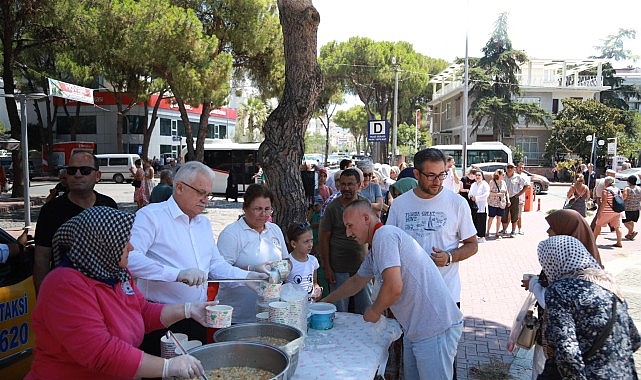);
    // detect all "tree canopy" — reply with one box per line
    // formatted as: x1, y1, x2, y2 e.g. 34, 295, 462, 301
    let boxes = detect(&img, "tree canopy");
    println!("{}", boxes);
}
466, 12, 549, 140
